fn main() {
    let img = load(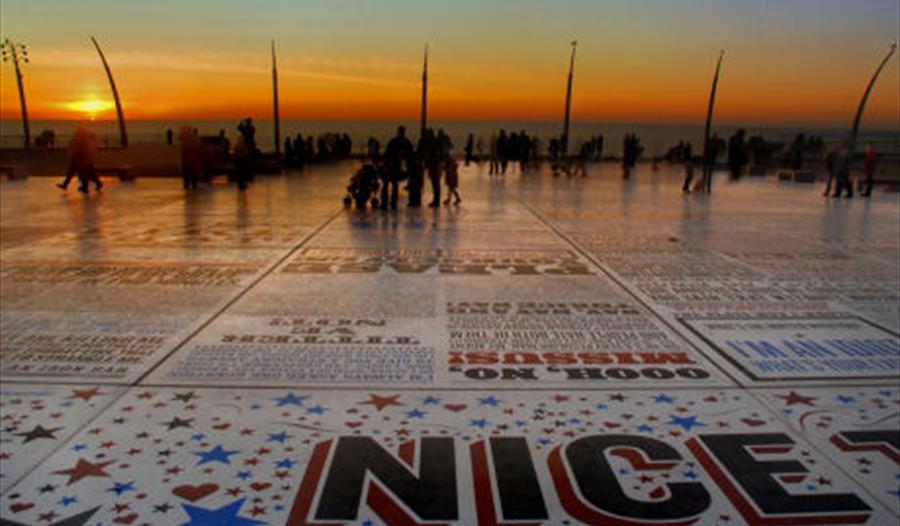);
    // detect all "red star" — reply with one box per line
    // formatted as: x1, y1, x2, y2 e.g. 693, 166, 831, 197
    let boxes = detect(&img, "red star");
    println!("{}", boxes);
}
52, 458, 115, 485
136, 391, 155, 399
226, 487, 243, 496
113, 503, 130, 513
275, 470, 290, 480
552, 394, 570, 403
68, 387, 103, 401
776, 391, 817, 406
241, 428, 255, 436
817, 476, 832, 486
244, 457, 260, 466
359, 394, 404, 411
639, 475, 654, 484
256, 447, 270, 455
38, 511, 58, 522
166, 466, 182, 475
250, 505, 266, 517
